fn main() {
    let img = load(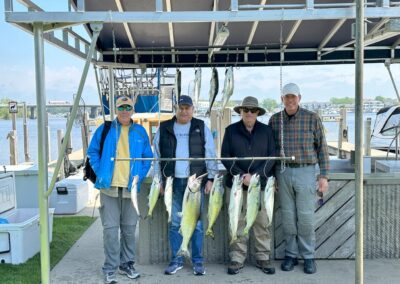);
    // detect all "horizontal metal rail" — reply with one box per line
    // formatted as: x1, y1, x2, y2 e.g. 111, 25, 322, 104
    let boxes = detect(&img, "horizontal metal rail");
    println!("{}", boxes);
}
112, 156, 295, 162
